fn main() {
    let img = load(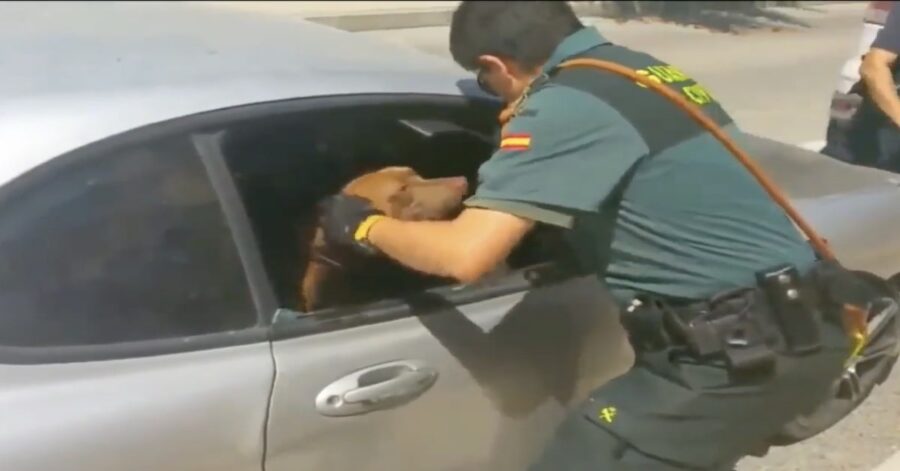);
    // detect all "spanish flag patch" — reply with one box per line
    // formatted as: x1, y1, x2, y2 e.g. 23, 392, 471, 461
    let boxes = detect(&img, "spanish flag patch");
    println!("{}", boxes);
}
499, 133, 532, 151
